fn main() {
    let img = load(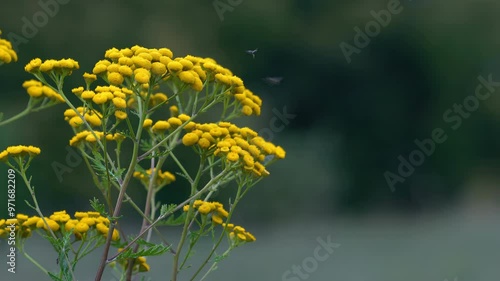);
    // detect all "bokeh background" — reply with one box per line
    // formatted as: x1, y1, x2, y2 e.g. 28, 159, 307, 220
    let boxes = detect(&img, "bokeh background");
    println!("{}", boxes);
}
1, 0, 500, 280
